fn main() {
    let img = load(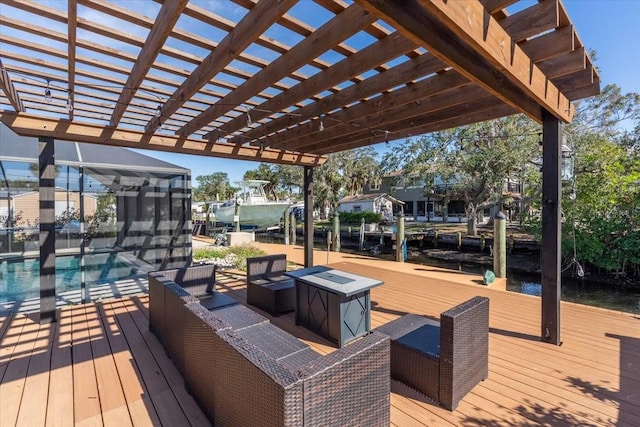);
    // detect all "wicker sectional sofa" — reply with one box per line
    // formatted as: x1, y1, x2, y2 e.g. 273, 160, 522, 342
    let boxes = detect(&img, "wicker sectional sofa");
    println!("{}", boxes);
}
149, 265, 391, 426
